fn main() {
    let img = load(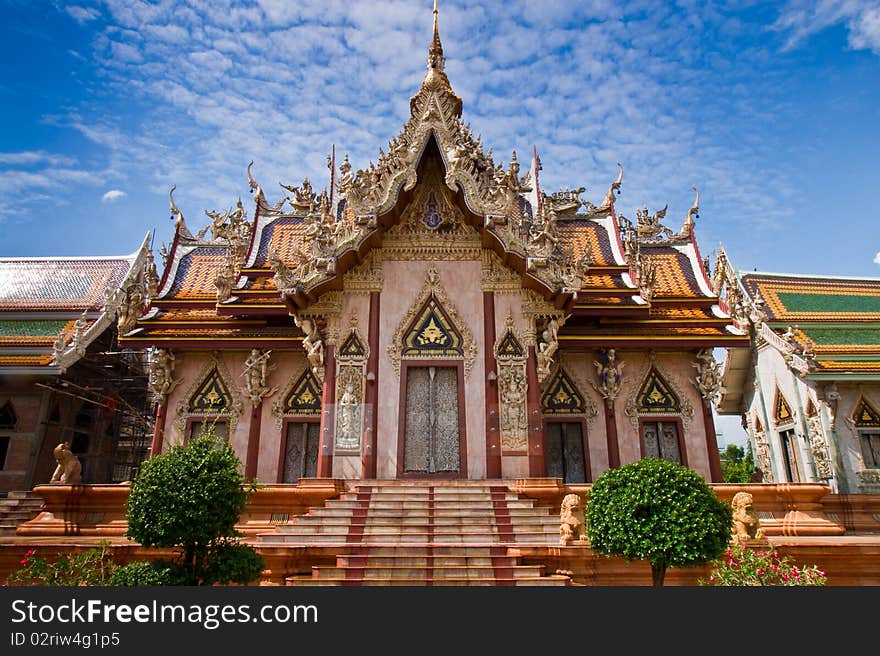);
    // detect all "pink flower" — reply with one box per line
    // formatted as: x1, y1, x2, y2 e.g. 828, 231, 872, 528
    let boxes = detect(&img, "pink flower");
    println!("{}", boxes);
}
757, 568, 764, 575
24, 549, 35, 557
818, 571, 825, 577
781, 573, 789, 581
19, 559, 29, 565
